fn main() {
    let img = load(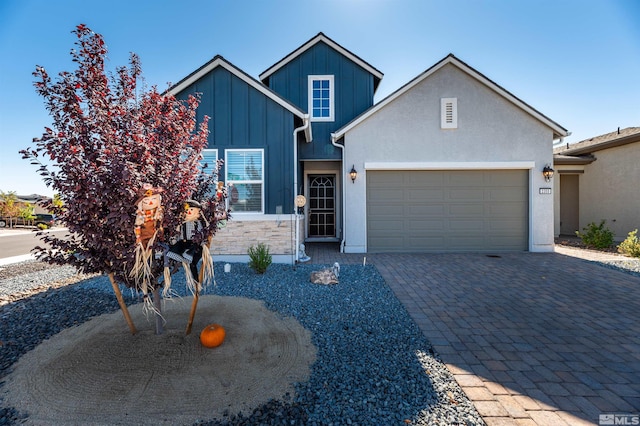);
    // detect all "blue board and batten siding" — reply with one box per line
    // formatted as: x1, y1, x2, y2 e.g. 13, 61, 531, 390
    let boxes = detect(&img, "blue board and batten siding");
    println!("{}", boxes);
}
265, 41, 377, 160
174, 66, 299, 214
